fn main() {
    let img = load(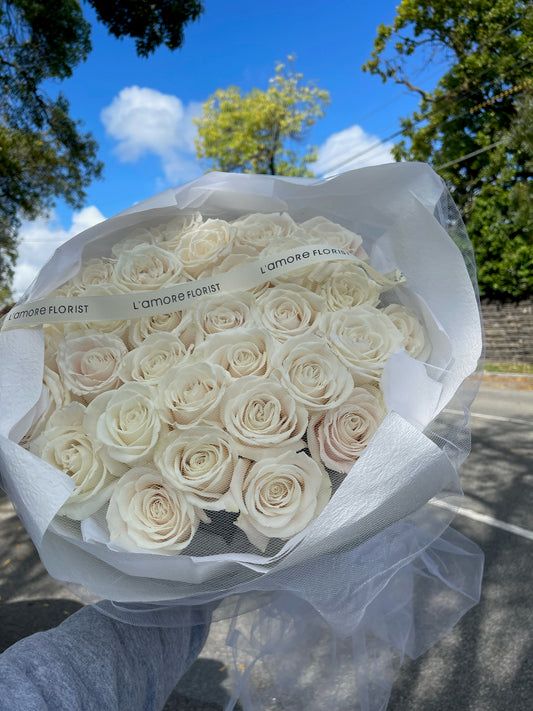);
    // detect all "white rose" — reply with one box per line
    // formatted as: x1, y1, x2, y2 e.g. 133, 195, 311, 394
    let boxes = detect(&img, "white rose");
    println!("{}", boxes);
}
114, 244, 183, 291
157, 362, 230, 428
112, 233, 155, 258
220, 376, 308, 458
230, 450, 331, 552
321, 305, 404, 383
272, 335, 354, 412
176, 219, 234, 278
71, 258, 117, 292
257, 283, 326, 342
232, 212, 299, 256
43, 323, 65, 371
193, 291, 258, 339
31, 403, 116, 519
107, 467, 207, 553
157, 213, 204, 250
301, 216, 368, 260
195, 327, 274, 378
382, 303, 431, 361
118, 333, 188, 385
128, 311, 185, 348
84, 383, 163, 465
56, 331, 128, 400
294, 261, 382, 311
307, 386, 387, 474
20, 366, 73, 446
155, 426, 237, 510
